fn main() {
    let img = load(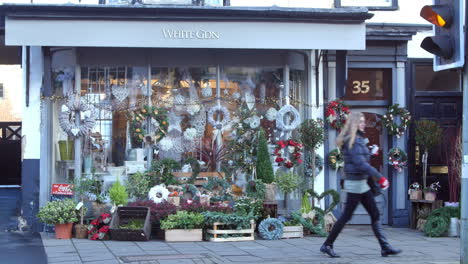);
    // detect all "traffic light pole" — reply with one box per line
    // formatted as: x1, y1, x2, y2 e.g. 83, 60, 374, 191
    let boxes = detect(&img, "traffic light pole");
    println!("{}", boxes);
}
461, 62, 468, 264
